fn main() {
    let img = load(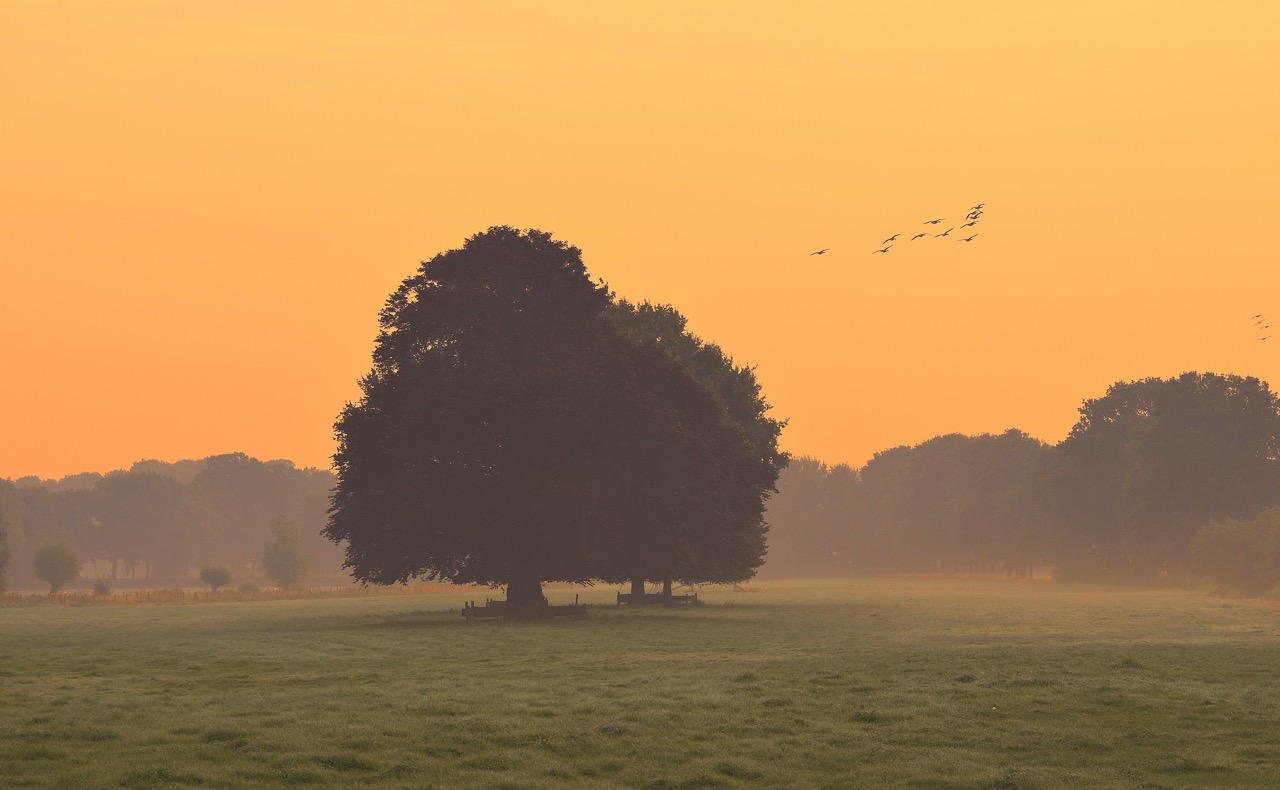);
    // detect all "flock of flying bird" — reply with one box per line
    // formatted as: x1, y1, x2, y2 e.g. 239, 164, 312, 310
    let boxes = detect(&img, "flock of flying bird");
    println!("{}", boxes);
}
809, 202, 986, 258
1253, 314, 1270, 342
810, 204, 1269, 349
